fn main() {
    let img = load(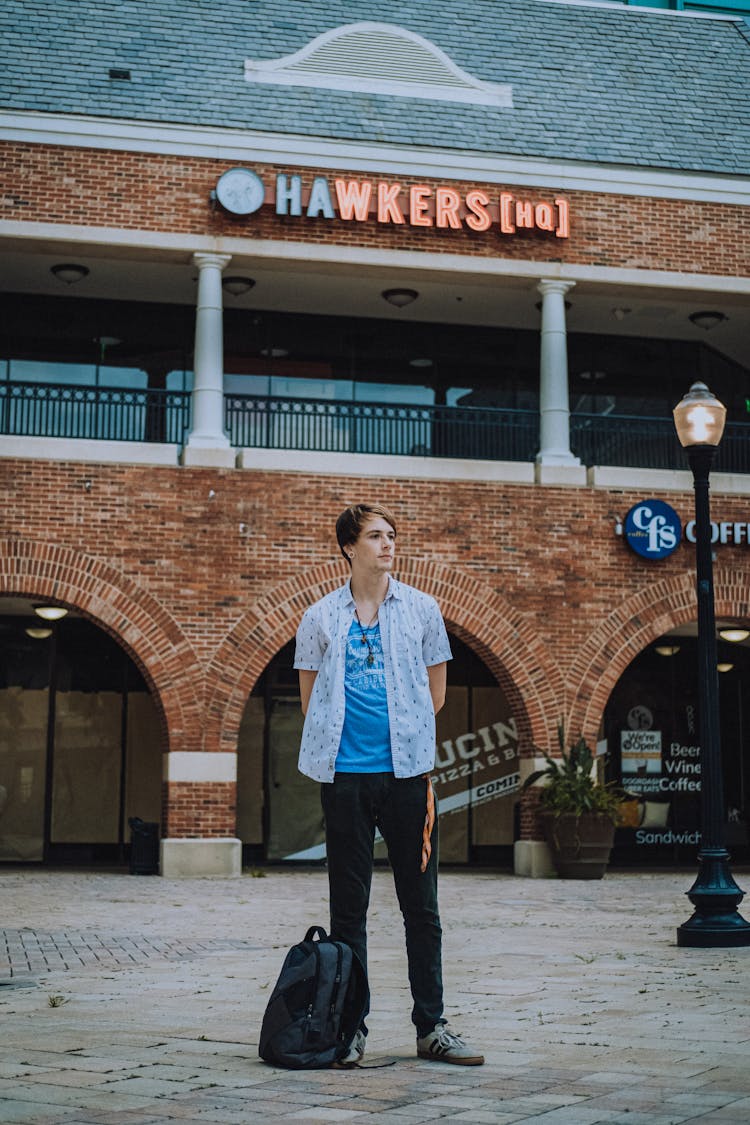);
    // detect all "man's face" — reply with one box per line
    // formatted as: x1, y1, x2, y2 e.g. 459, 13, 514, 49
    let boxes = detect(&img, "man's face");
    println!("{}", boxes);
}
351, 516, 396, 572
